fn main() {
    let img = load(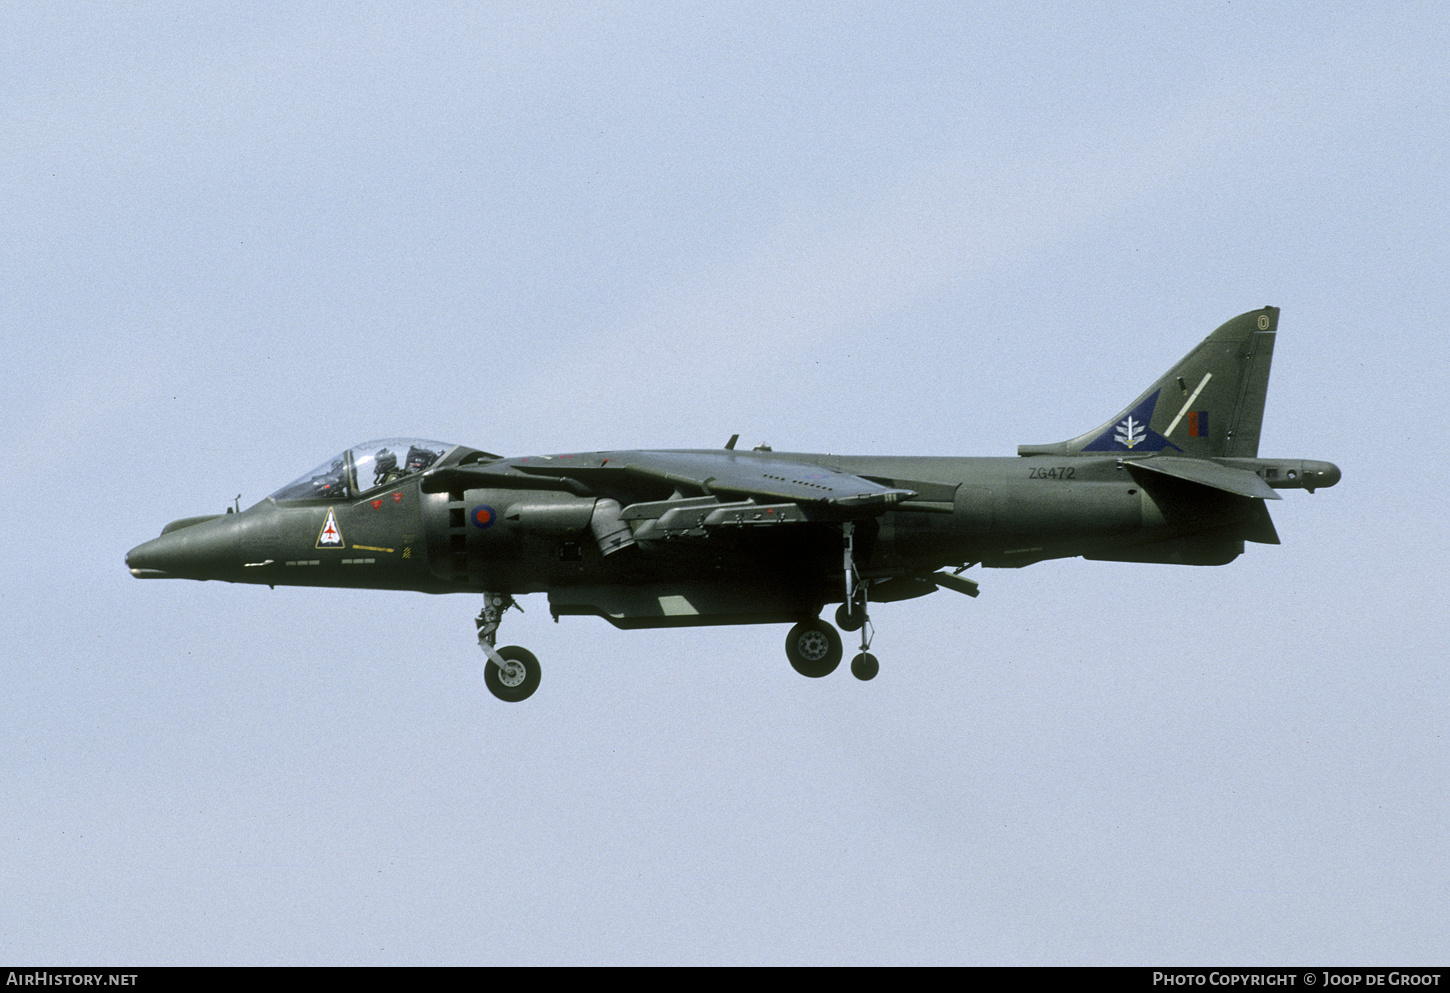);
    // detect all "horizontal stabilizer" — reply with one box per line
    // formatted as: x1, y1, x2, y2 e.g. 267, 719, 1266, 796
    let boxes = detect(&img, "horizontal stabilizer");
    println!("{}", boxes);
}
1125, 456, 1281, 500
